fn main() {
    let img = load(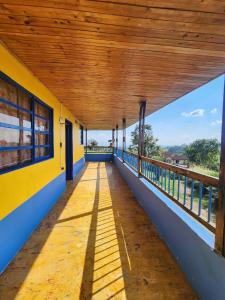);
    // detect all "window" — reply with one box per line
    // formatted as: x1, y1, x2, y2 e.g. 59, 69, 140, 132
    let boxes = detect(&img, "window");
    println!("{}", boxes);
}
0, 73, 53, 173
80, 125, 84, 145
